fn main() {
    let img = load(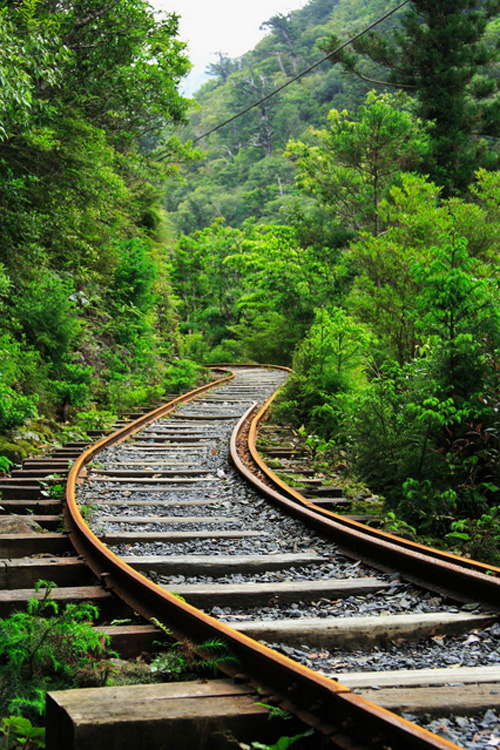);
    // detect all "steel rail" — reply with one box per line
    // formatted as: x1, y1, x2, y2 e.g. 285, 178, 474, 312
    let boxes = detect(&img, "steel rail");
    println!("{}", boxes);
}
229, 402, 462, 750
62, 366, 460, 750
240, 389, 500, 612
